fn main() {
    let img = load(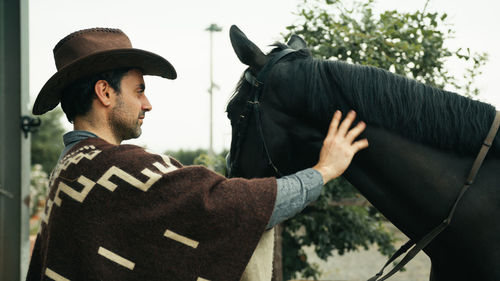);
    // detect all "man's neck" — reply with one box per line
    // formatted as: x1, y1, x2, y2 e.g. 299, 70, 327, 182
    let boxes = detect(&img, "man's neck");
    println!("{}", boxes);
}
73, 119, 121, 145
